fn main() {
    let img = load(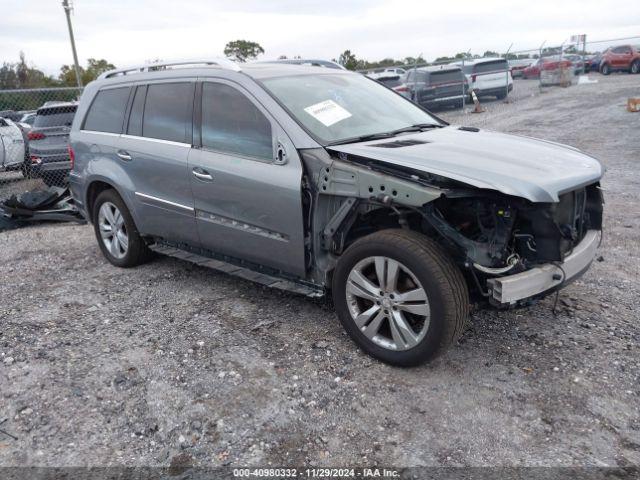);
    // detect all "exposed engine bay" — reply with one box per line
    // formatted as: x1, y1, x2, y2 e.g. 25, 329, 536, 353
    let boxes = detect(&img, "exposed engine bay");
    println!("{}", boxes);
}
301, 148, 604, 306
